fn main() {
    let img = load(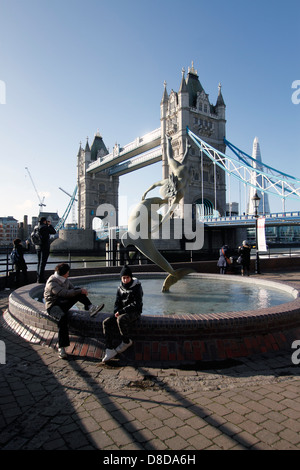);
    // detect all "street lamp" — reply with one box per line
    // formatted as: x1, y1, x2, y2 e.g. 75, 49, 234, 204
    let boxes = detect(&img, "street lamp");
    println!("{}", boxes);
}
252, 191, 261, 274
